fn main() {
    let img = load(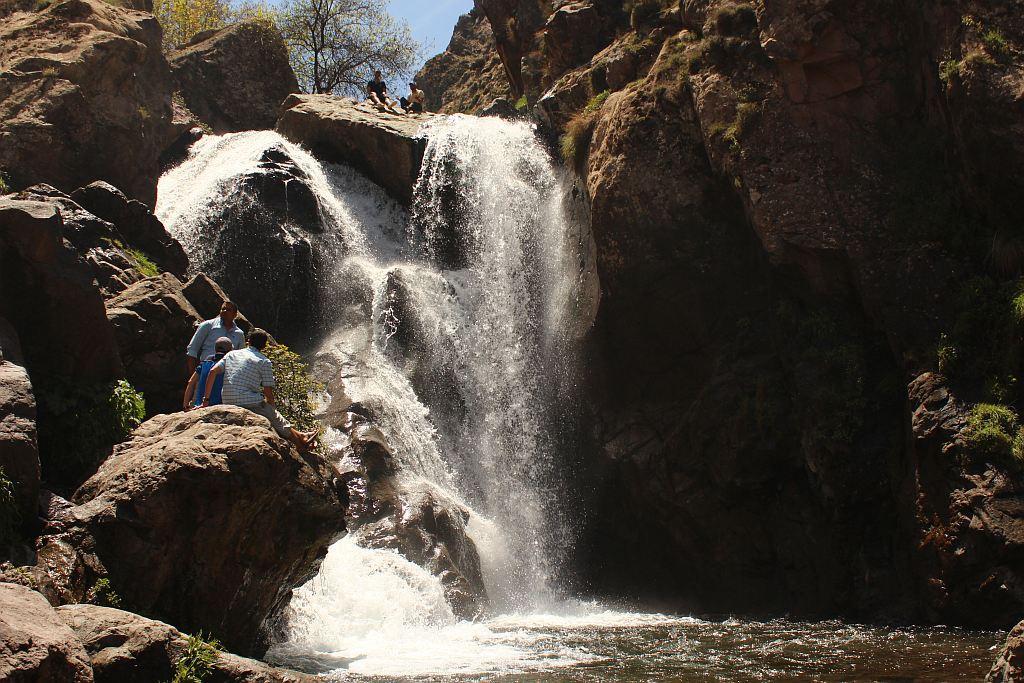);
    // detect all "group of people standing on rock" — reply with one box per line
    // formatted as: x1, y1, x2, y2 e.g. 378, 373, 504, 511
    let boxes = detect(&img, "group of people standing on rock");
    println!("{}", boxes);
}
367, 70, 425, 115
182, 301, 319, 451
